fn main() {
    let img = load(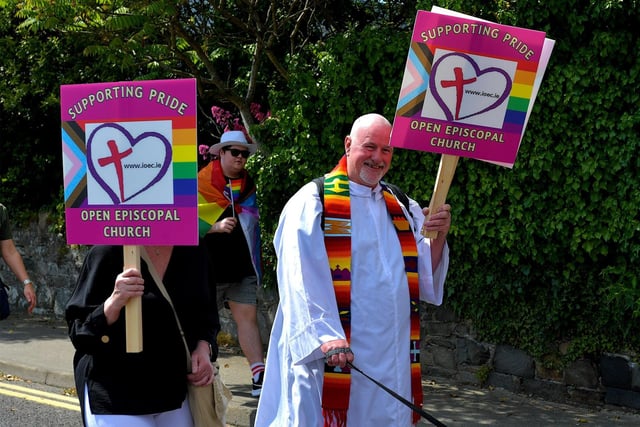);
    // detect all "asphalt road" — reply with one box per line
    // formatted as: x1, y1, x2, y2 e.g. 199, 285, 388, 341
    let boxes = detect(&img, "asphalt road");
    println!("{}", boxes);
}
0, 373, 81, 427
